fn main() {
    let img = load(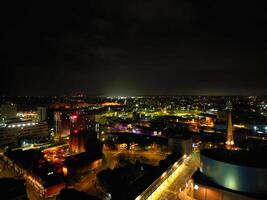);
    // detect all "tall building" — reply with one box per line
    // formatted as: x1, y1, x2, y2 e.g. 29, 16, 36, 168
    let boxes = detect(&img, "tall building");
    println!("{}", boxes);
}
225, 101, 234, 148
47, 105, 104, 141
70, 113, 99, 134
37, 107, 47, 121
69, 132, 87, 154
54, 111, 63, 140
